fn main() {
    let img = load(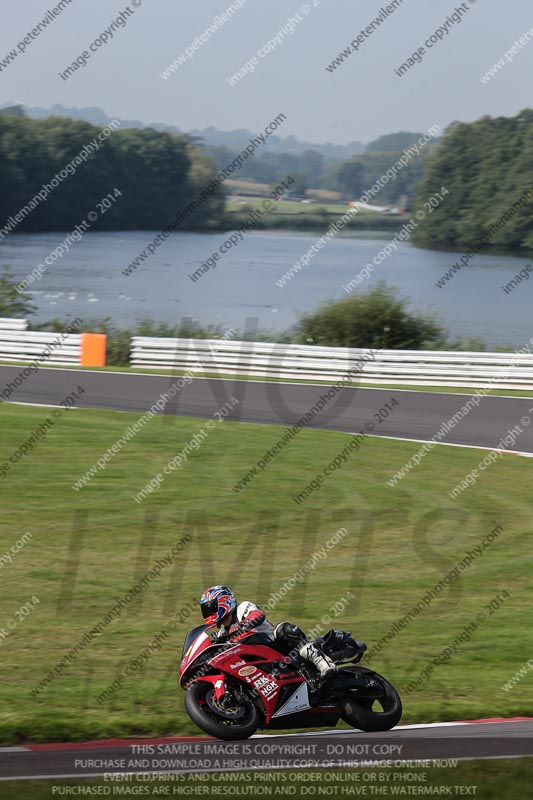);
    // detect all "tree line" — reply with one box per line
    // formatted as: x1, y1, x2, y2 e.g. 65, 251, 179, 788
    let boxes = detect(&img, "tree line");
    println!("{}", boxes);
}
2, 107, 532, 250
207, 130, 435, 205
0, 109, 431, 232
413, 110, 533, 252
0, 110, 225, 233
